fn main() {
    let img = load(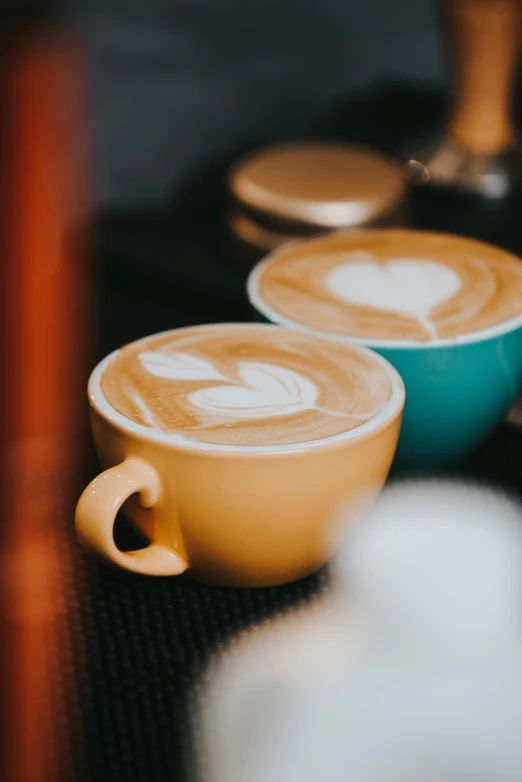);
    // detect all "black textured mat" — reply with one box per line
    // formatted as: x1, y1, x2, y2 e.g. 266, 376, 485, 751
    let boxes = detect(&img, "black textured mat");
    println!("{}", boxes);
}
67, 80, 522, 781
79, 529, 328, 782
